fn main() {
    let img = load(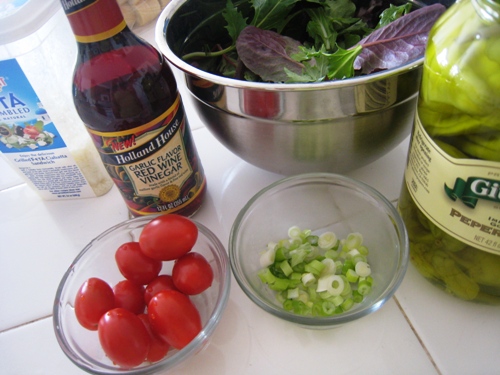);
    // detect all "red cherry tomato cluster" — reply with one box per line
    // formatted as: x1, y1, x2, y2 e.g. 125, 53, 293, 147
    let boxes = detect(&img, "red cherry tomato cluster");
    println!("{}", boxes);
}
74, 215, 214, 369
